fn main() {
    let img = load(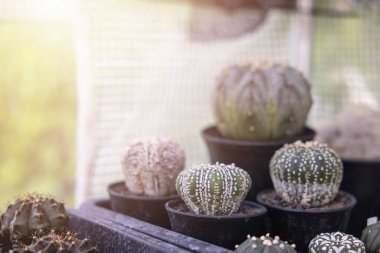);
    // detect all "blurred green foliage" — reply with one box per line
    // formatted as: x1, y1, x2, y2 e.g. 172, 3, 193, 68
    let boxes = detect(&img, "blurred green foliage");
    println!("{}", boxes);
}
0, 21, 76, 207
